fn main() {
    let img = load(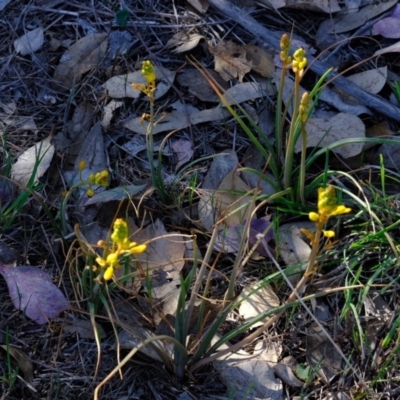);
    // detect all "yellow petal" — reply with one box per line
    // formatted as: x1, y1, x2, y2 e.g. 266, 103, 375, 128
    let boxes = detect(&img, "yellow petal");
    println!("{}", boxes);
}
106, 252, 118, 265
309, 212, 319, 222
78, 160, 86, 171
96, 257, 106, 267
323, 230, 335, 238
130, 244, 147, 254
104, 266, 114, 281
